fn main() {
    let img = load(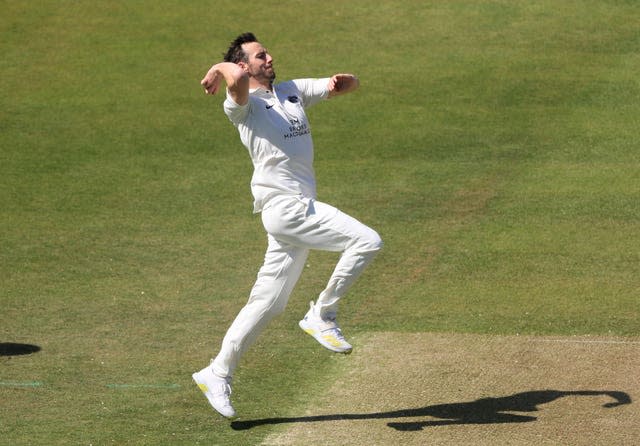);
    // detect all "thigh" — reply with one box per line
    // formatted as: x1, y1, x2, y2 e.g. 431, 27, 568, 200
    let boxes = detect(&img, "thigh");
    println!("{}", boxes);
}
254, 234, 309, 284
261, 195, 376, 252
302, 200, 378, 251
